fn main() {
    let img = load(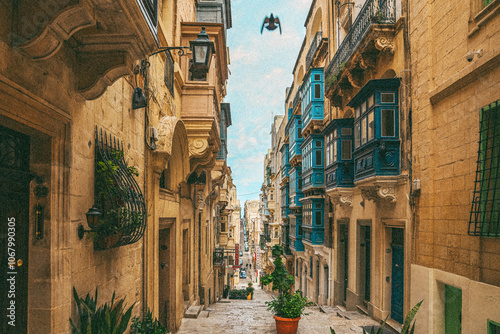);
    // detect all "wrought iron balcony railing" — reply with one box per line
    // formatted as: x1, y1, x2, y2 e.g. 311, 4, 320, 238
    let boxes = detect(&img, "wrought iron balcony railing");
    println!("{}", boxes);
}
324, 0, 396, 81
306, 31, 323, 70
